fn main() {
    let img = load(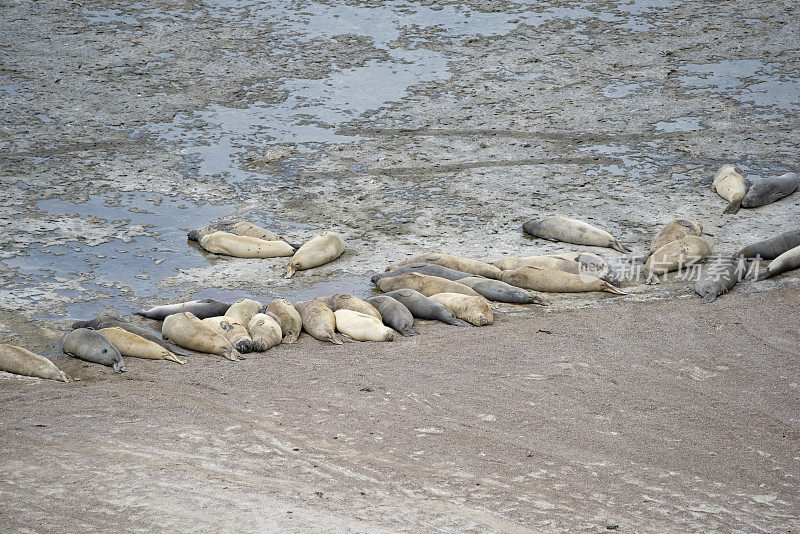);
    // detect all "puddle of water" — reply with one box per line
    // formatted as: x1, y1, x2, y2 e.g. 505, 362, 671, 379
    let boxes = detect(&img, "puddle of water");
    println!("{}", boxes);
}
653, 116, 703, 133
603, 81, 655, 99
